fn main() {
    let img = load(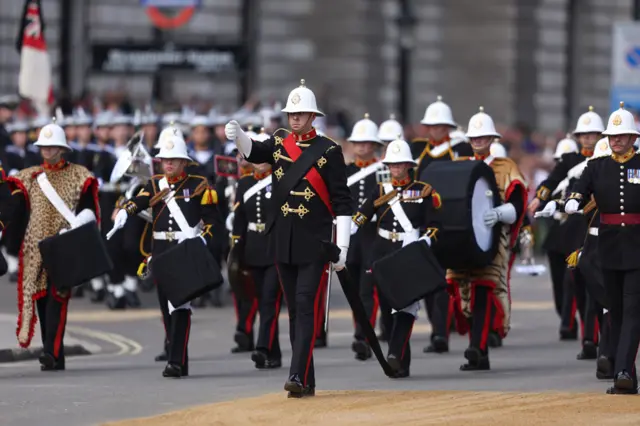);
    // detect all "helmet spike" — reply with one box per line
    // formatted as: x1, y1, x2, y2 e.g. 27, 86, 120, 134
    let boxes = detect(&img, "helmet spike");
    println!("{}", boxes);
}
364, 113, 370, 119
620, 101, 625, 109
479, 106, 484, 112
588, 105, 594, 112
260, 127, 265, 133
300, 79, 306, 87
566, 133, 571, 139
436, 95, 442, 102
389, 113, 396, 120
